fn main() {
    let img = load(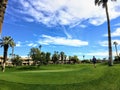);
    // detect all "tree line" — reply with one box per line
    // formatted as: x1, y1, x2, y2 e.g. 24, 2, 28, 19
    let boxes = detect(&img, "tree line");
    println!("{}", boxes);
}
11, 46, 80, 66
